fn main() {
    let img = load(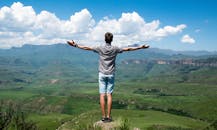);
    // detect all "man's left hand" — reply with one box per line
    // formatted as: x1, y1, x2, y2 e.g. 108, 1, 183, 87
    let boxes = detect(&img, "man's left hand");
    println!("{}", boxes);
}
67, 40, 77, 47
